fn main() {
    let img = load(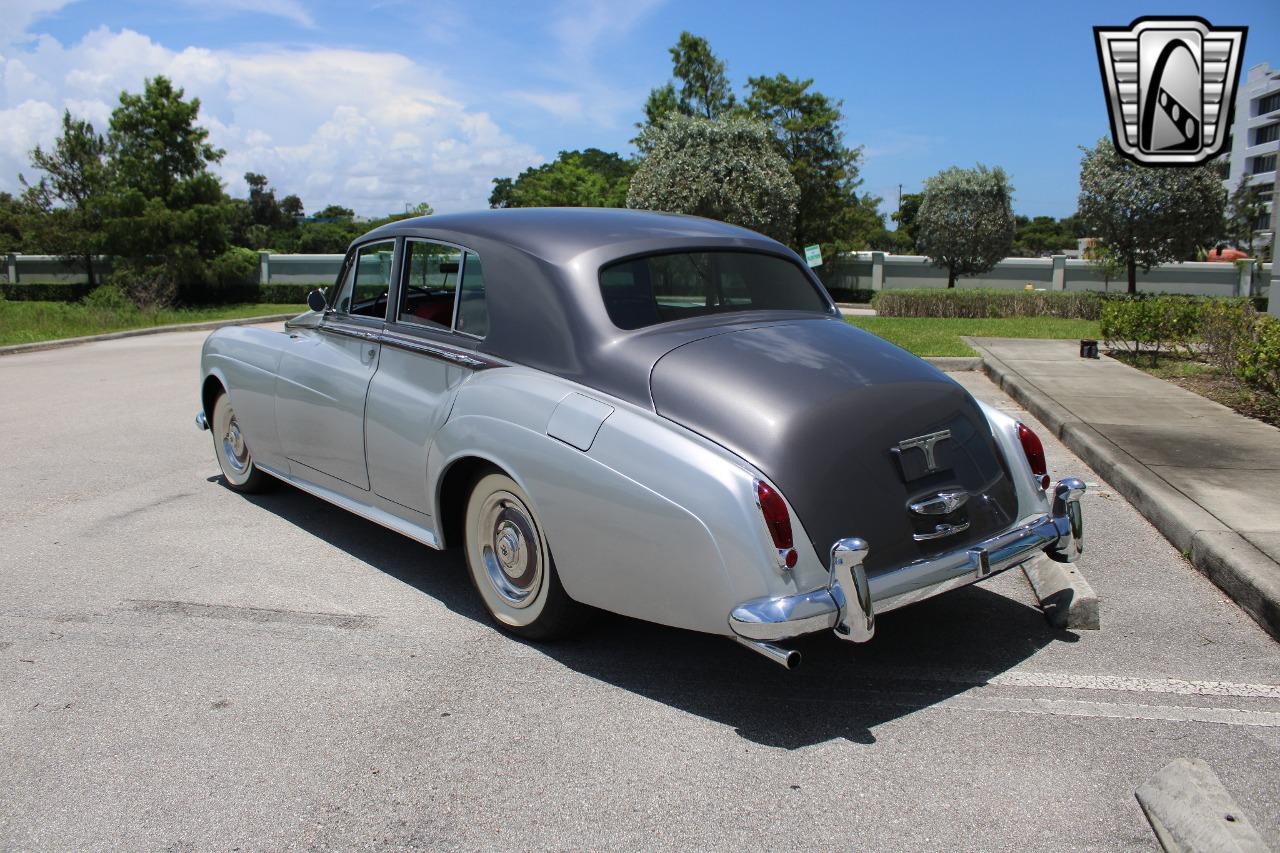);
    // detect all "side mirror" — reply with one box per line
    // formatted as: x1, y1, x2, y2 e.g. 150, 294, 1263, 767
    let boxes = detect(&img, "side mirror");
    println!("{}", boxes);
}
307, 289, 328, 313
